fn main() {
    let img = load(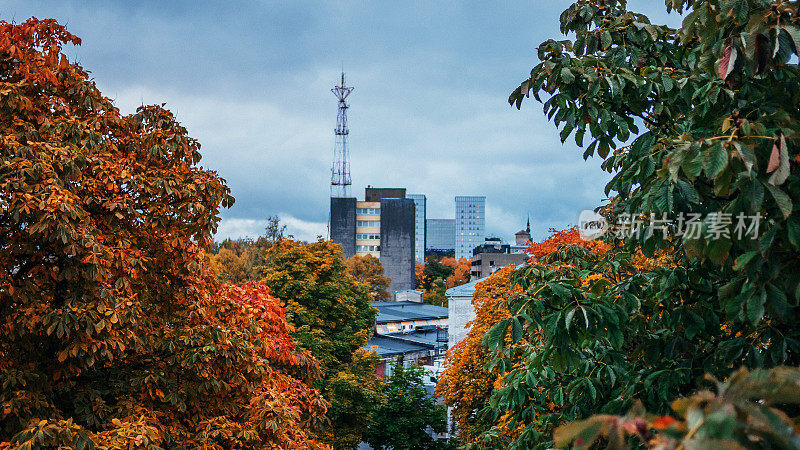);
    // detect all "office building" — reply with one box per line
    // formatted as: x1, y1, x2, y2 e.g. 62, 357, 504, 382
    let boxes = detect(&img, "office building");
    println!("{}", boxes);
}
408, 194, 427, 262
331, 187, 415, 294
455, 196, 485, 259
426, 218, 455, 255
